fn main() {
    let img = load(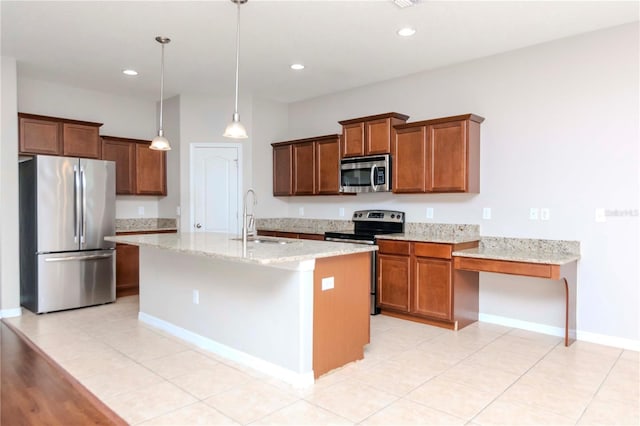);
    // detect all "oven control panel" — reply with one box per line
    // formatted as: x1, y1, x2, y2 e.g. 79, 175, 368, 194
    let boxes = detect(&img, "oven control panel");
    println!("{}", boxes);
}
352, 210, 405, 222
